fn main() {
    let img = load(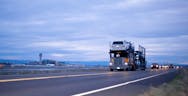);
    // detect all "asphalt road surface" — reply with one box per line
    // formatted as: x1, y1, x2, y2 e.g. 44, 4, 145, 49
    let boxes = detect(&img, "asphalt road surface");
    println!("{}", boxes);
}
0, 69, 178, 96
